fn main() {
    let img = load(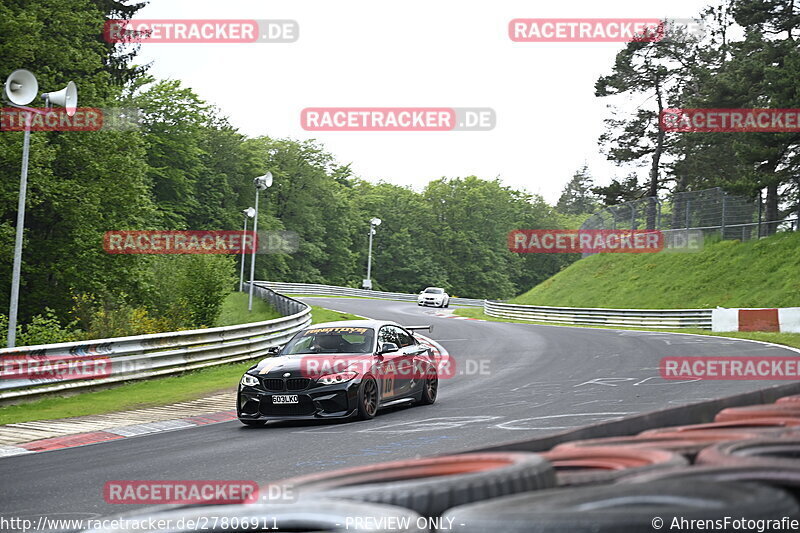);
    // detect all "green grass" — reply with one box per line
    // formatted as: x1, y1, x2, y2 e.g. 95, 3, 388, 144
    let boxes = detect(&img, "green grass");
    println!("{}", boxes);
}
311, 305, 365, 323
0, 304, 364, 425
513, 231, 800, 309
215, 291, 282, 326
0, 362, 253, 425
454, 307, 800, 351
